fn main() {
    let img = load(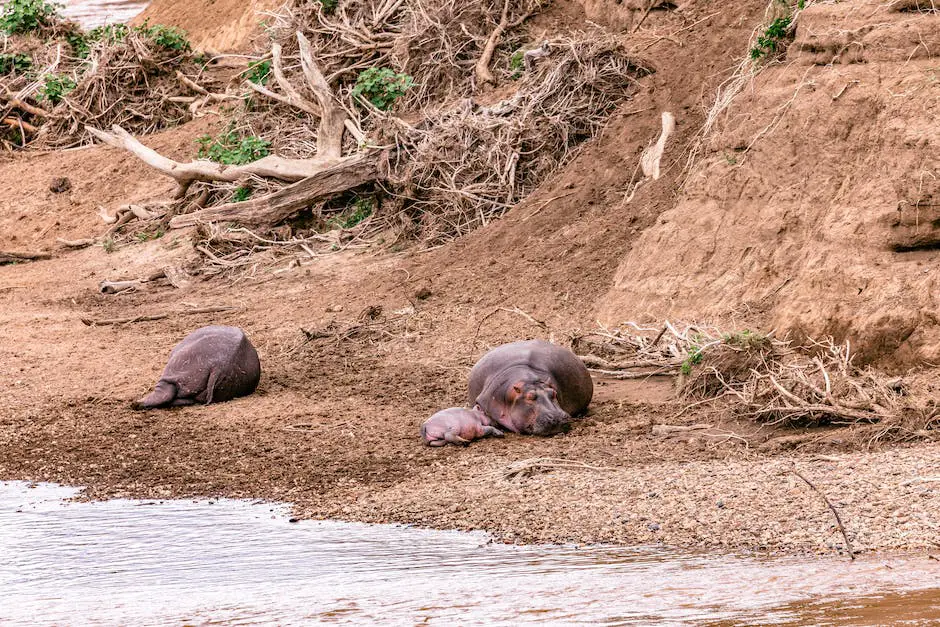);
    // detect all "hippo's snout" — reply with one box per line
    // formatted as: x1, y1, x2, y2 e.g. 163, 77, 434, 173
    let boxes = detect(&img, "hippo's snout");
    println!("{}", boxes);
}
531, 411, 572, 436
